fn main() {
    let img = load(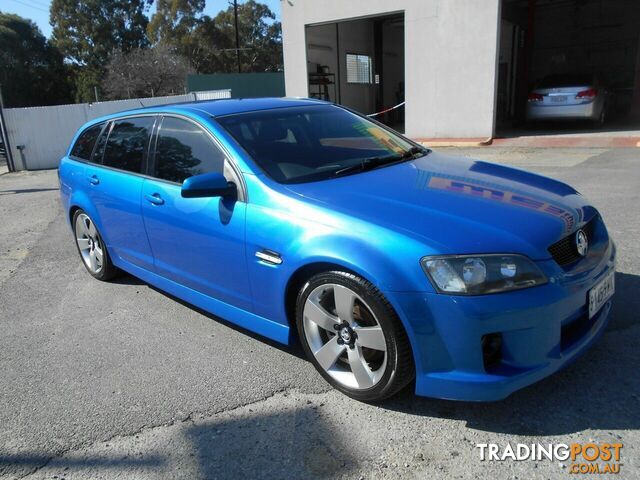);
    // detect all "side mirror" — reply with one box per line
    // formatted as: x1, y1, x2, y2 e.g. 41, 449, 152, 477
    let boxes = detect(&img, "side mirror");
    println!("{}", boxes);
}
181, 172, 237, 199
